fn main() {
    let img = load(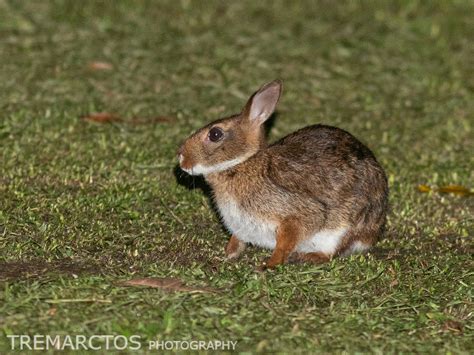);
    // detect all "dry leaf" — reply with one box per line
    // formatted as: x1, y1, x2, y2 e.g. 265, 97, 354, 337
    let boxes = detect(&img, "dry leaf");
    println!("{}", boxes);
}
291, 323, 299, 334
81, 113, 173, 125
443, 320, 463, 333
417, 184, 431, 193
256, 340, 269, 352
437, 185, 472, 196
390, 279, 399, 287
47, 307, 57, 316
81, 112, 122, 123
129, 116, 174, 125
120, 277, 218, 293
417, 184, 472, 196
88, 61, 113, 71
